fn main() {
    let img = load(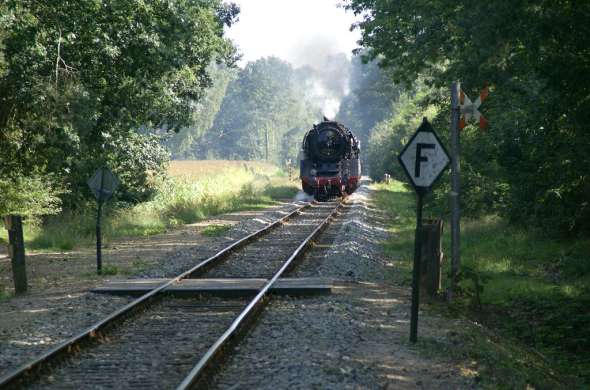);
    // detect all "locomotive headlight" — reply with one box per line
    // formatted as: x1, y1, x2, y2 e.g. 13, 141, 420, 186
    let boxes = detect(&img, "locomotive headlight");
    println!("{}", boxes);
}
310, 168, 317, 176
